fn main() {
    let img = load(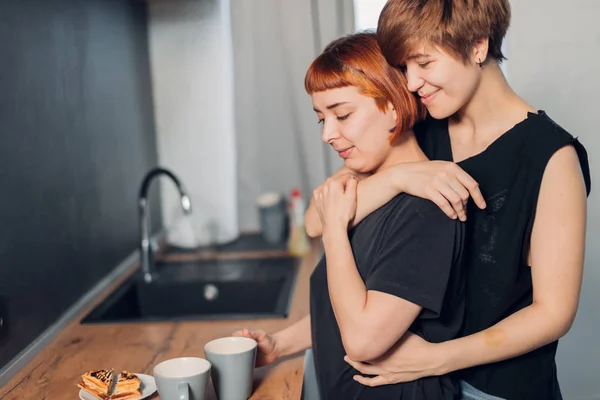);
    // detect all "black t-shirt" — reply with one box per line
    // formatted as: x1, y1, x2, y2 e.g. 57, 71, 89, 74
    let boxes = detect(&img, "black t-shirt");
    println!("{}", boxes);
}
310, 194, 465, 400
415, 111, 592, 400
